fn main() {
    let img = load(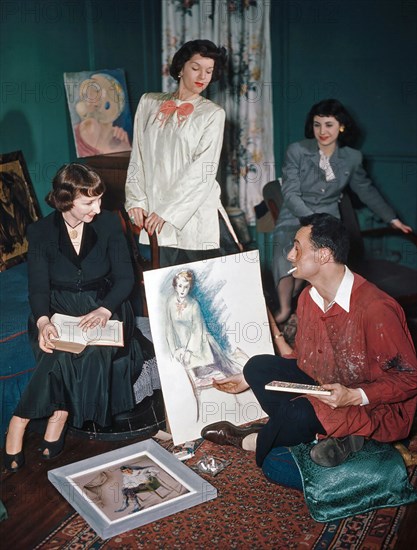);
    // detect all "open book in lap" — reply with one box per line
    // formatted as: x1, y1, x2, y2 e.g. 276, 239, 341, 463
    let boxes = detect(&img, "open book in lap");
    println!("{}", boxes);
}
50, 313, 124, 353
